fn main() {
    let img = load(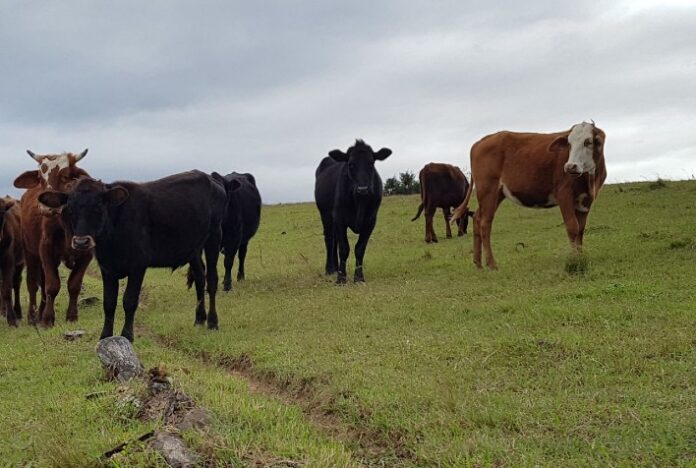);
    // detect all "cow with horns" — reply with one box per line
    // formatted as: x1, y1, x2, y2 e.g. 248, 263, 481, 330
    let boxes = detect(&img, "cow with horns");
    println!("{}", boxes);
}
13, 149, 93, 326
452, 122, 607, 269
